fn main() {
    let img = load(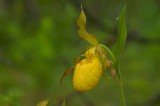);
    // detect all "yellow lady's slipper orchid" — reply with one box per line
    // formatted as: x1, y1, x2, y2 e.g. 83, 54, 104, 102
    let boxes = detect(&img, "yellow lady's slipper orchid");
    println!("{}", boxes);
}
60, 5, 116, 92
